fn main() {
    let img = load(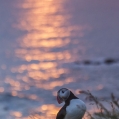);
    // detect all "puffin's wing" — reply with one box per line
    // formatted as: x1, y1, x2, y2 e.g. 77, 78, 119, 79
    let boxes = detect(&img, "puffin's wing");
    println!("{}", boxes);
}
56, 107, 66, 119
